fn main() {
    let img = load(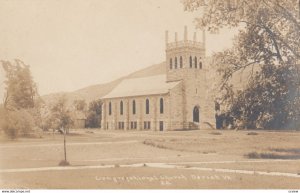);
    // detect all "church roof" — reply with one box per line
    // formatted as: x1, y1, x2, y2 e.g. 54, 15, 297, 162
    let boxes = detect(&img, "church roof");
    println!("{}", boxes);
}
102, 75, 181, 99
